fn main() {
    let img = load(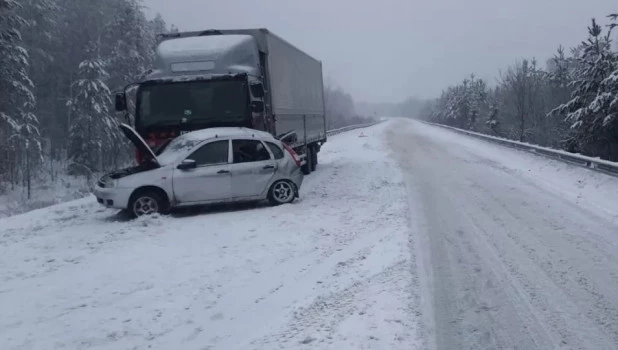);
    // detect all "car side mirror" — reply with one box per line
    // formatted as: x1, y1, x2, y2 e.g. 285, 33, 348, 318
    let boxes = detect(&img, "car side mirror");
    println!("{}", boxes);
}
251, 101, 264, 113
115, 92, 127, 112
250, 83, 265, 98
177, 159, 197, 170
